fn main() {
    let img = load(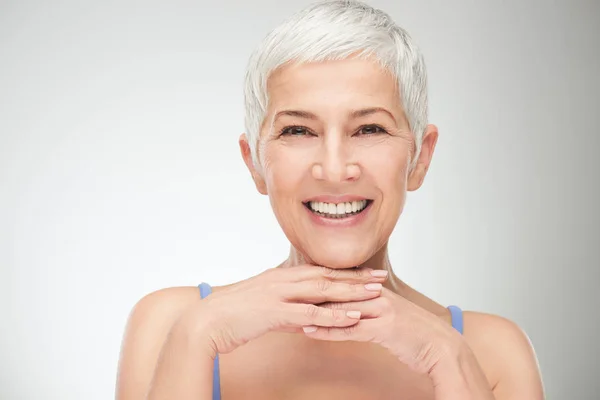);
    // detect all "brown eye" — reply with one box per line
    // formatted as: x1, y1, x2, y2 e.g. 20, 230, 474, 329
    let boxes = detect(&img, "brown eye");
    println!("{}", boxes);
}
280, 126, 311, 136
357, 125, 387, 135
